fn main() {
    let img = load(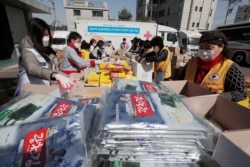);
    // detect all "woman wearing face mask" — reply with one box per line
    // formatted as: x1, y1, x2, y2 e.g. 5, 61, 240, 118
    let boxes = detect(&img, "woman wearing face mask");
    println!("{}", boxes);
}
15, 18, 73, 96
142, 36, 172, 83
90, 40, 105, 59
176, 30, 247, 102
62, 32, 100, 74
89, 39, 97, 53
